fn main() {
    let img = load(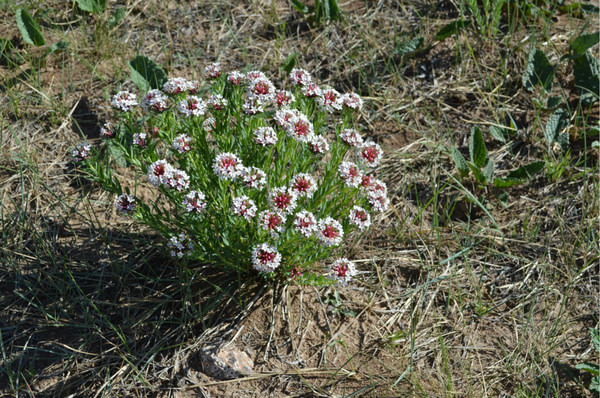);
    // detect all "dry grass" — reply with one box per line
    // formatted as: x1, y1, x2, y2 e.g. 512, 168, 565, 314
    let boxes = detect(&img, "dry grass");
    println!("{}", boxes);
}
1, 0, 598, 397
